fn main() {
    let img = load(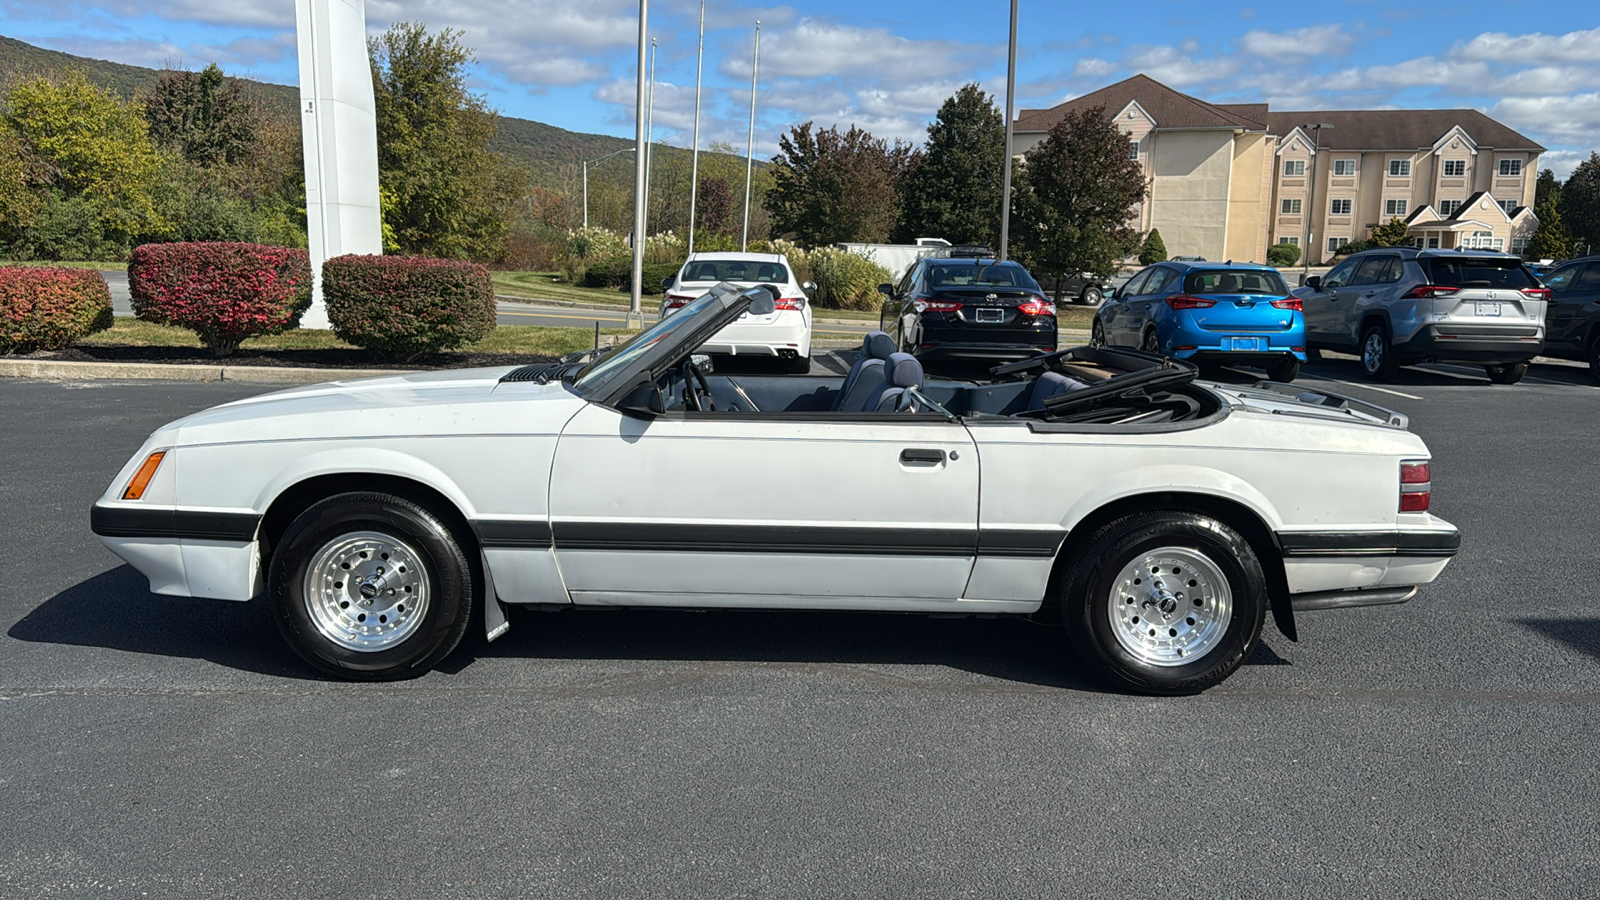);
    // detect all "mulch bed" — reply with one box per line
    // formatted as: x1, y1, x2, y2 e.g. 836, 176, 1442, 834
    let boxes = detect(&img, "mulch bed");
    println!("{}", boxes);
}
31, 345, 558, 370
